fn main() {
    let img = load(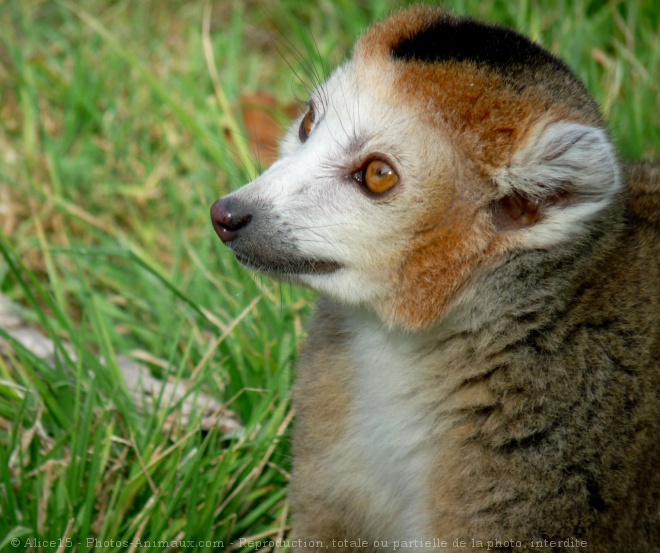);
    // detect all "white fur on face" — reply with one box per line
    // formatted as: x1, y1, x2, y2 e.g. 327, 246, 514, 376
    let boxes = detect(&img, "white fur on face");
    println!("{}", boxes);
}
224, 61, 456, 306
